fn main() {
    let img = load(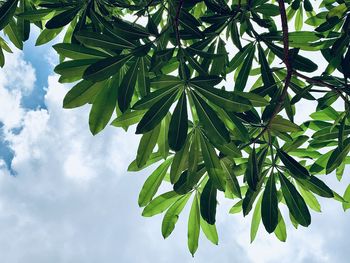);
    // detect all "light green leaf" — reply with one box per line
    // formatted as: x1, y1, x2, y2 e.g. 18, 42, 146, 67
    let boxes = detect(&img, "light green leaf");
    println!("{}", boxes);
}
188, 194, 201, 256
139, 158, 172, 207
88, 78, 117, 135
162, 193, 190, 238
136, 123, 161, 167
142, 191, 179, 217
250, 194, 262, 243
